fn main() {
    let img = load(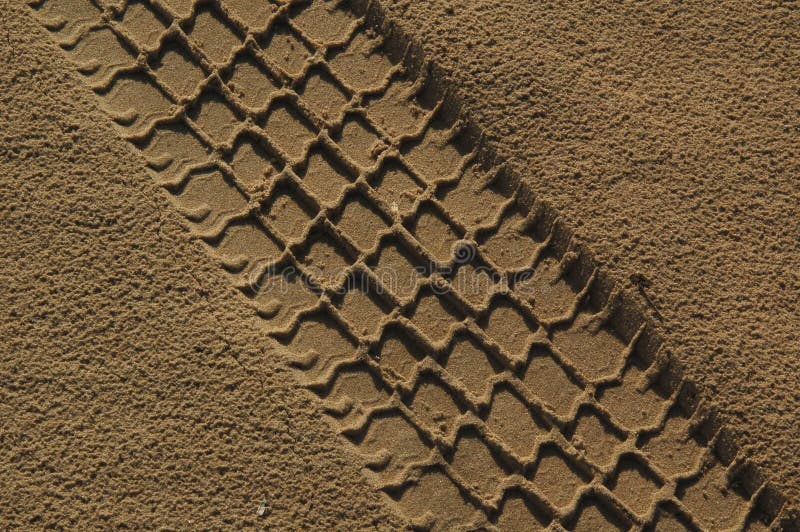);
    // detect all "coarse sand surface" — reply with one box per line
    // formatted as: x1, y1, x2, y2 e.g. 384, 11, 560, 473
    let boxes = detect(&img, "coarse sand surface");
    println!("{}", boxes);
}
1, 0, 798, 528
